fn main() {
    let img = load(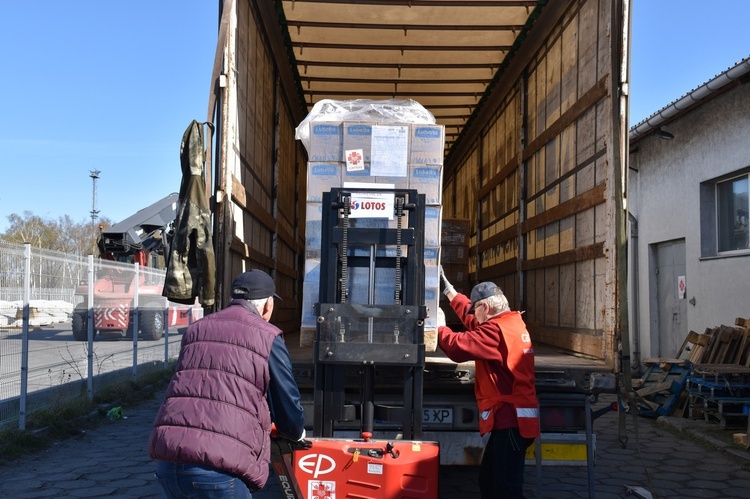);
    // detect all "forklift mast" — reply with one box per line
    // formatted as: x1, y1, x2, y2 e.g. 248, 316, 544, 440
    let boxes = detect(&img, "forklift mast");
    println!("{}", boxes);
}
314, 188, 427, 439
